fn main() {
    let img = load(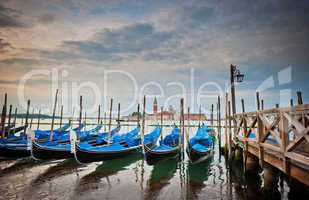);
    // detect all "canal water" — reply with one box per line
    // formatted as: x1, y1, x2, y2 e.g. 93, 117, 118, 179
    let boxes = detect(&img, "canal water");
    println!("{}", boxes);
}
0, 119, 308, 200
